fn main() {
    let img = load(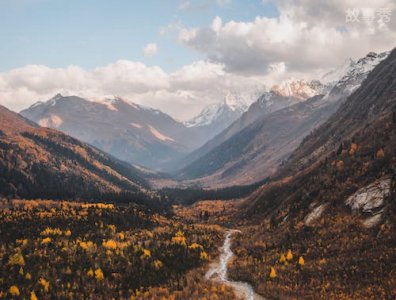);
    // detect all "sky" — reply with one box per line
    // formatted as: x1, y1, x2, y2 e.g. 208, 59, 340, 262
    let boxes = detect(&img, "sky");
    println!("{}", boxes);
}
0, 0, 395, 120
